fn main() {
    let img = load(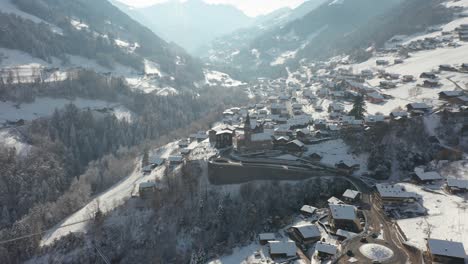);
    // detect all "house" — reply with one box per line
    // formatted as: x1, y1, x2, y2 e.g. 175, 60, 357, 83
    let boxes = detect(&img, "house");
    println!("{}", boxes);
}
380, 80, 397, 89
300, 205, 317, 216
420, 72, 437, 79
413, 167, 443, 183
328, 196, 345, 205
394, 58, 404, 64
335, 160, 360, 174
139, 182, 163, 199
342, 189, 361, 202
365, 115, 385, 125
446, 178, 468, 194
214, 130, 233, 148
402, 75, 415, 82
178, 139, 190, 148
406, 103, 431, 114
390, 111, 408, 121
142, 164, 155, 175
259, 233, 276, 245
314, 242, 337, 259
290, 224, 321, 244
456, 96, 468, 105
168, 155, 184, 166
423, 79, 440, 88
426, 238, 466, 264
367, 92, 385, 104
285, 140, 305, 152
180, 148, 191, 156
268, 241, 297, 259
439, 91, 463, 101
328, 102, 345, 113
329, 204, 361, 232
375, 184, 418, 204
439, 64, 457, 72
376, 59, 389, 66
308, 152, 323, 161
